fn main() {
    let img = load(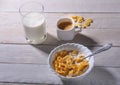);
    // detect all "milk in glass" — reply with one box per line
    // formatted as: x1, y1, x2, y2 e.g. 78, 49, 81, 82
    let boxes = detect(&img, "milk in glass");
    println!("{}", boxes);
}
22, 13, 47, 44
